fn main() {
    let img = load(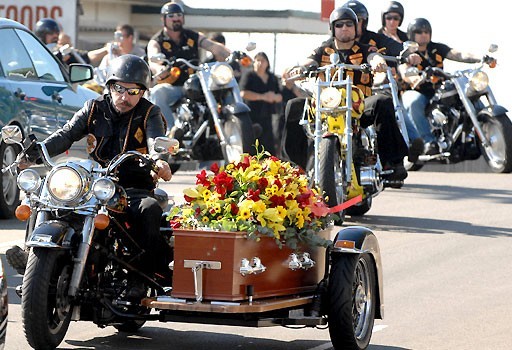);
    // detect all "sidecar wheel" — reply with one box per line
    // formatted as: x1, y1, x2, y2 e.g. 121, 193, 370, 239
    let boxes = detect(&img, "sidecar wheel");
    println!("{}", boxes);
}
115, 319, 147, 333
223, 112, 255, 162
22, 248, 73, 349
346, 196, 372, 217
479, 113, 512, 173
318, 137, 347, 224
328, 253, 376, 350
0, 142, 21, 219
